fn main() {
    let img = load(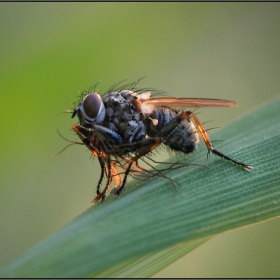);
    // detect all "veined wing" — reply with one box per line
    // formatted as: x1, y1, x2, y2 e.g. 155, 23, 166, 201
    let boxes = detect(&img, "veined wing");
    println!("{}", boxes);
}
142, 97, 237, 108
